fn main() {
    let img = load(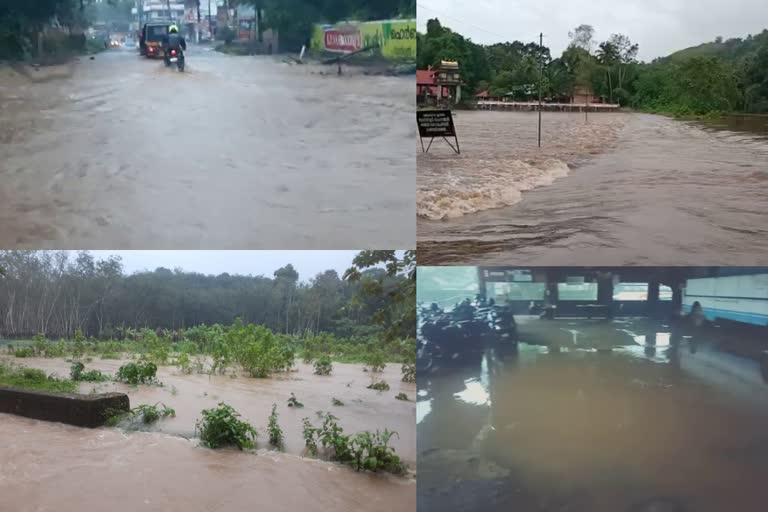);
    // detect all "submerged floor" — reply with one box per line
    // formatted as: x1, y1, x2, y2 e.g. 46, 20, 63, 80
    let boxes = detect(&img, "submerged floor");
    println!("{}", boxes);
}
417, 317, 768, 512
